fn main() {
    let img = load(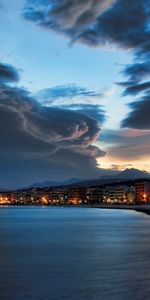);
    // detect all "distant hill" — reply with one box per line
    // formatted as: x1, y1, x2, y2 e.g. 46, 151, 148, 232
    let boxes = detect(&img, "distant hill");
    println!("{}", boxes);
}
71, 168, 150, 187
29, 168, 150, 189
30, 178, 81, 188
115, 168, 150, 180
